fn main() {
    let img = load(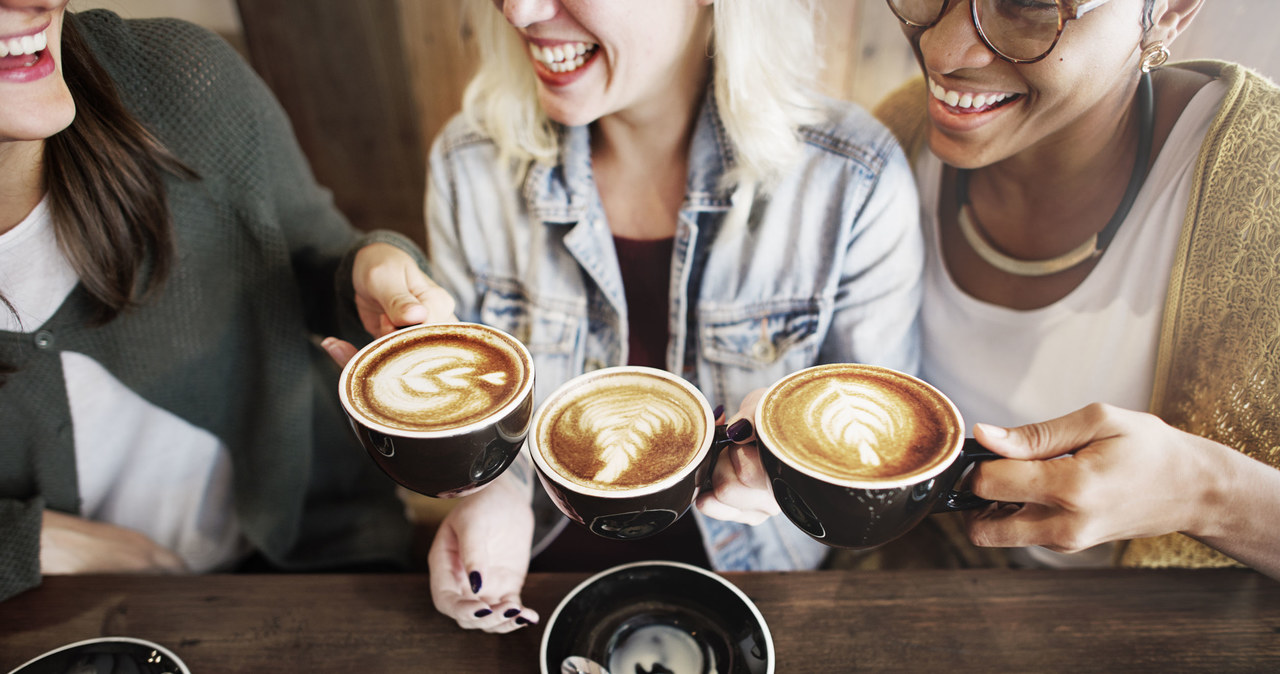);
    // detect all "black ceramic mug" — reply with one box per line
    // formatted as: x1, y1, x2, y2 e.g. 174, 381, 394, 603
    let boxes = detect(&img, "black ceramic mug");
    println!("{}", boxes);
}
754, 363, 995, 549
529, 366, 731, 540
339, 323, 535, 498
